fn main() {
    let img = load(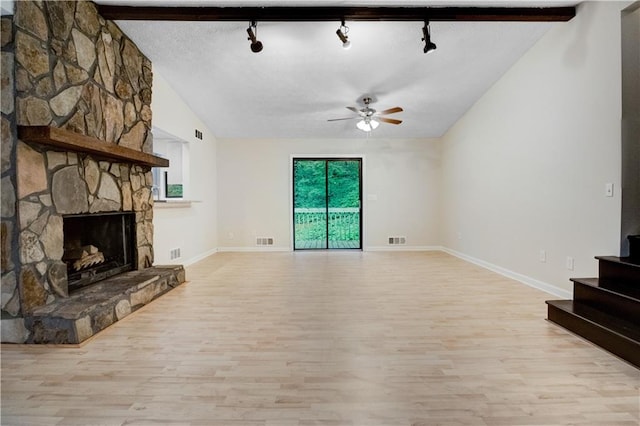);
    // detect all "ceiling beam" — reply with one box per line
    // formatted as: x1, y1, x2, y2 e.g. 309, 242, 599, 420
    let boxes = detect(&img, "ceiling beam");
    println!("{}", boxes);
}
96, 6, 576, 23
